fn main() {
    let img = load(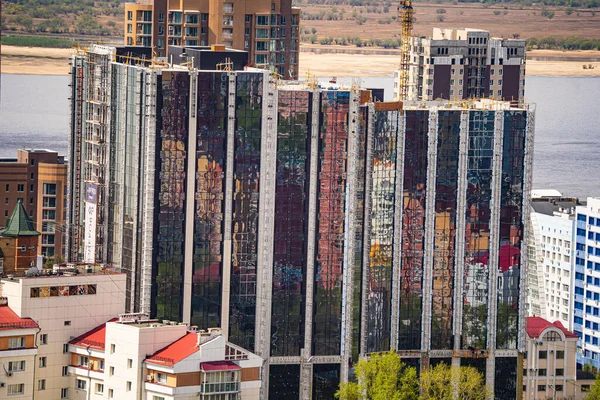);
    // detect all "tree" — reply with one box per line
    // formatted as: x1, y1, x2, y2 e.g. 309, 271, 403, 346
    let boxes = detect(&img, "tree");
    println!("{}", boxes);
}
336, 351, 419, 400
587, 373, 600, 400
420, 363, 492, 400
